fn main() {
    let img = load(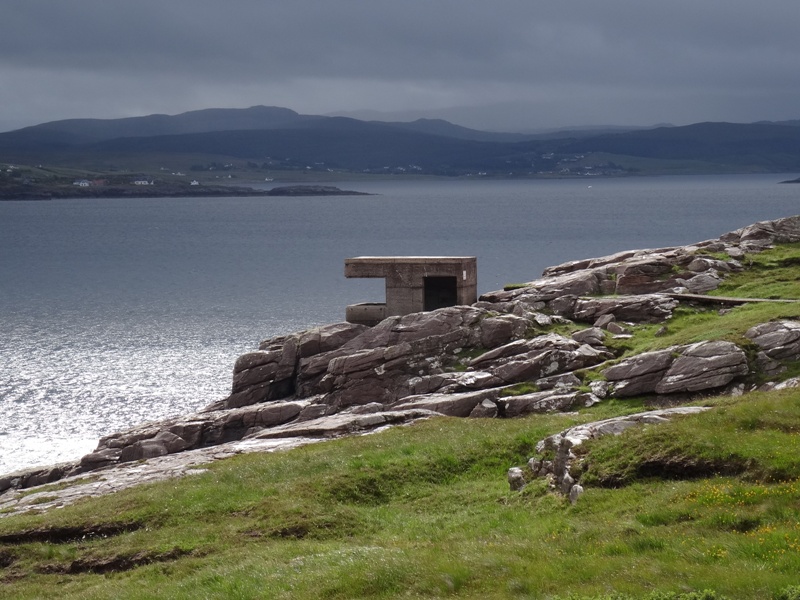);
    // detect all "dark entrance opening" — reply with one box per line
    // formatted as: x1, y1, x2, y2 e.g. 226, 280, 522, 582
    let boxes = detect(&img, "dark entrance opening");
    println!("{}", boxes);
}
424, 276, 458, 311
